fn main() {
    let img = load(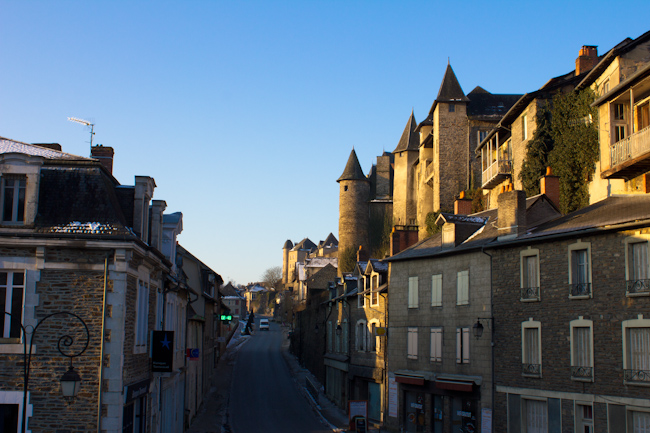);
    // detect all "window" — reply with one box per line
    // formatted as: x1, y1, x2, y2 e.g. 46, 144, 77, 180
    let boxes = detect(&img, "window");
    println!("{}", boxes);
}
522, 319, 542, 376
327, 321, 333, 352
0, 271, 24, 340
370, 275, 379, 306
522, 114, 528, 140
622, 315, 650, 384
630, 410, 650, 433
342, 319, 348, 355
521, 248, 540, 301
478, 130, 488, 144
1, 176, 26, 224
456, 327, 469, 364
576, 404, 593, 433
430, 327, 442, 362
615, 125, 627, 142
570, 317, 594, 381
335, 322, 341, 353
408, 276, 419, 309
135, 281, 149, 352
569, 241, 592, 298
358, 290, 366, 308
449, 103, 455, 113
431, 274, 442, 307
602, 80, 610, 95
356, 320, 367, 352
0, 404, 19, 433
523, 399, 547, 433
456, 270, 469, 305
615, 104, 626, 120
626, 238, 649, 295
369, 321, 378, 352
407, 327, 418, 359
